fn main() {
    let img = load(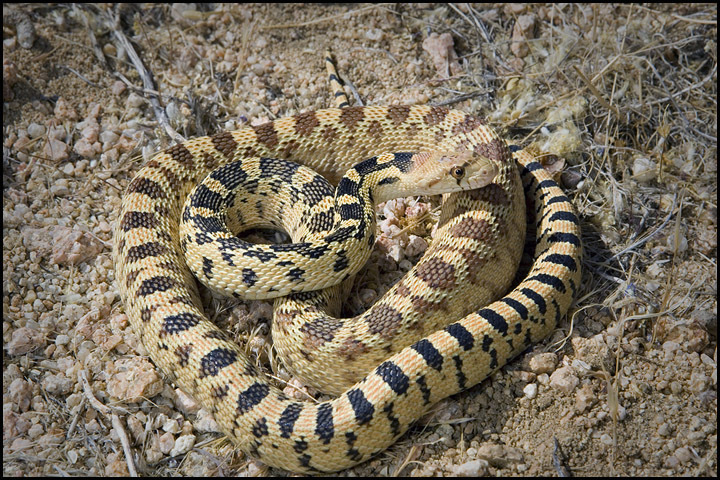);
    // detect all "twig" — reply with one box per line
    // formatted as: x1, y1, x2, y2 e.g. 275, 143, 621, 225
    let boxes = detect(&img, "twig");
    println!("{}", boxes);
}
431, 90, 490, 107
79, 370, 137, 477
60, 65, 101, 88
111, 16, 184, 144
573, 65, 621, 118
